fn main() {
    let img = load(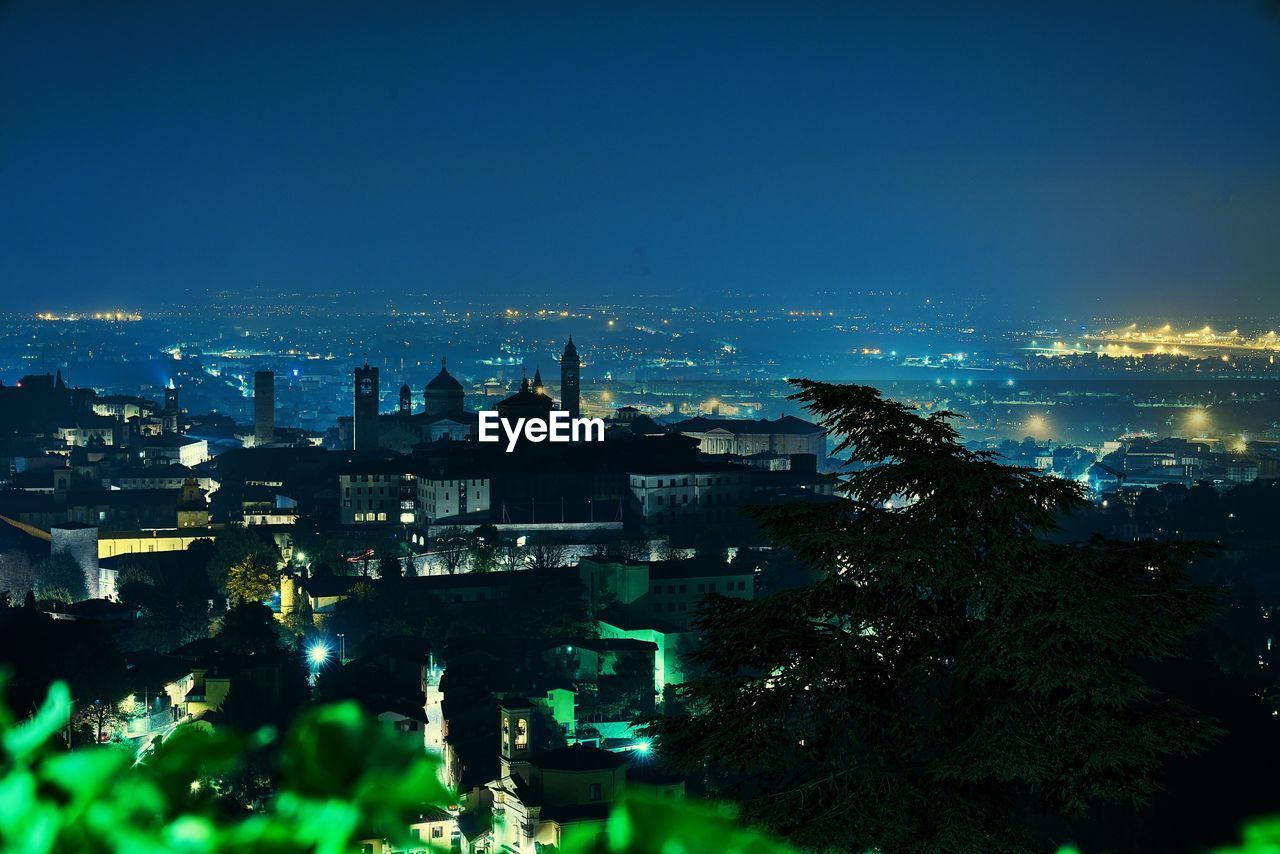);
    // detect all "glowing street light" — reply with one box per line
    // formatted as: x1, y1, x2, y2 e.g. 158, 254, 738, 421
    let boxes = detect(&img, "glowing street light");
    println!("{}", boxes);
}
634, 740, 652, 755
307, 642, 330, 668
1187, 409, 1208, 432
